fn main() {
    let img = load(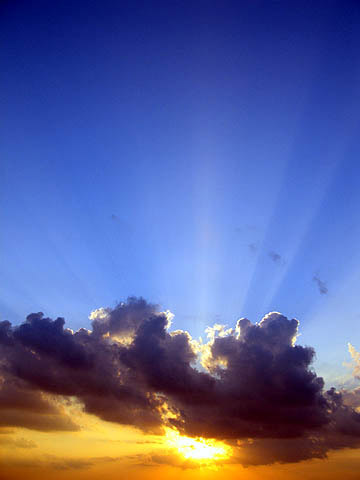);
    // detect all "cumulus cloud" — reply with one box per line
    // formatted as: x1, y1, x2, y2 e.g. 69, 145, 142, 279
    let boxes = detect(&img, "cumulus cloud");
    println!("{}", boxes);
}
342, 344, 360, 408
342, 387, 360, 409
348, 343, 360, 378
1, 298, 360, 465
